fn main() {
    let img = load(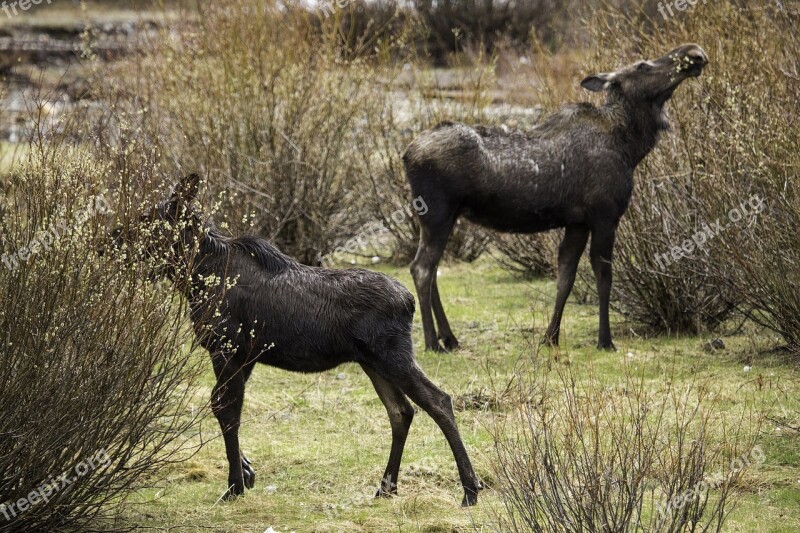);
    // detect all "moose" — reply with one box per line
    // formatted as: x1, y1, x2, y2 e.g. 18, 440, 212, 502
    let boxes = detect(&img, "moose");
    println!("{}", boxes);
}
111, 173, 482, 507
404, 44, 709, 352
